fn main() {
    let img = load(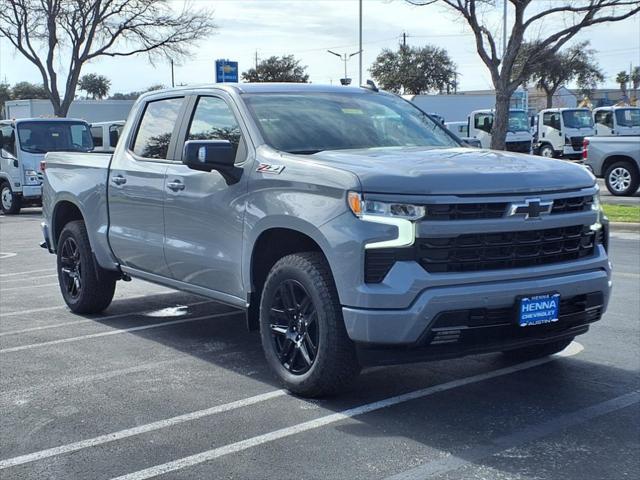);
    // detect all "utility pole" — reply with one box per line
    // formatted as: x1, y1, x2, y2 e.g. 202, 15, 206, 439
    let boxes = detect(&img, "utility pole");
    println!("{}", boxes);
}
170, 59, 175, 87
502, 0, 507, 58
255, 50, 259, 70
358, 0, 363, 86
403, 32, 407, 48
327, 50, 361, 85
